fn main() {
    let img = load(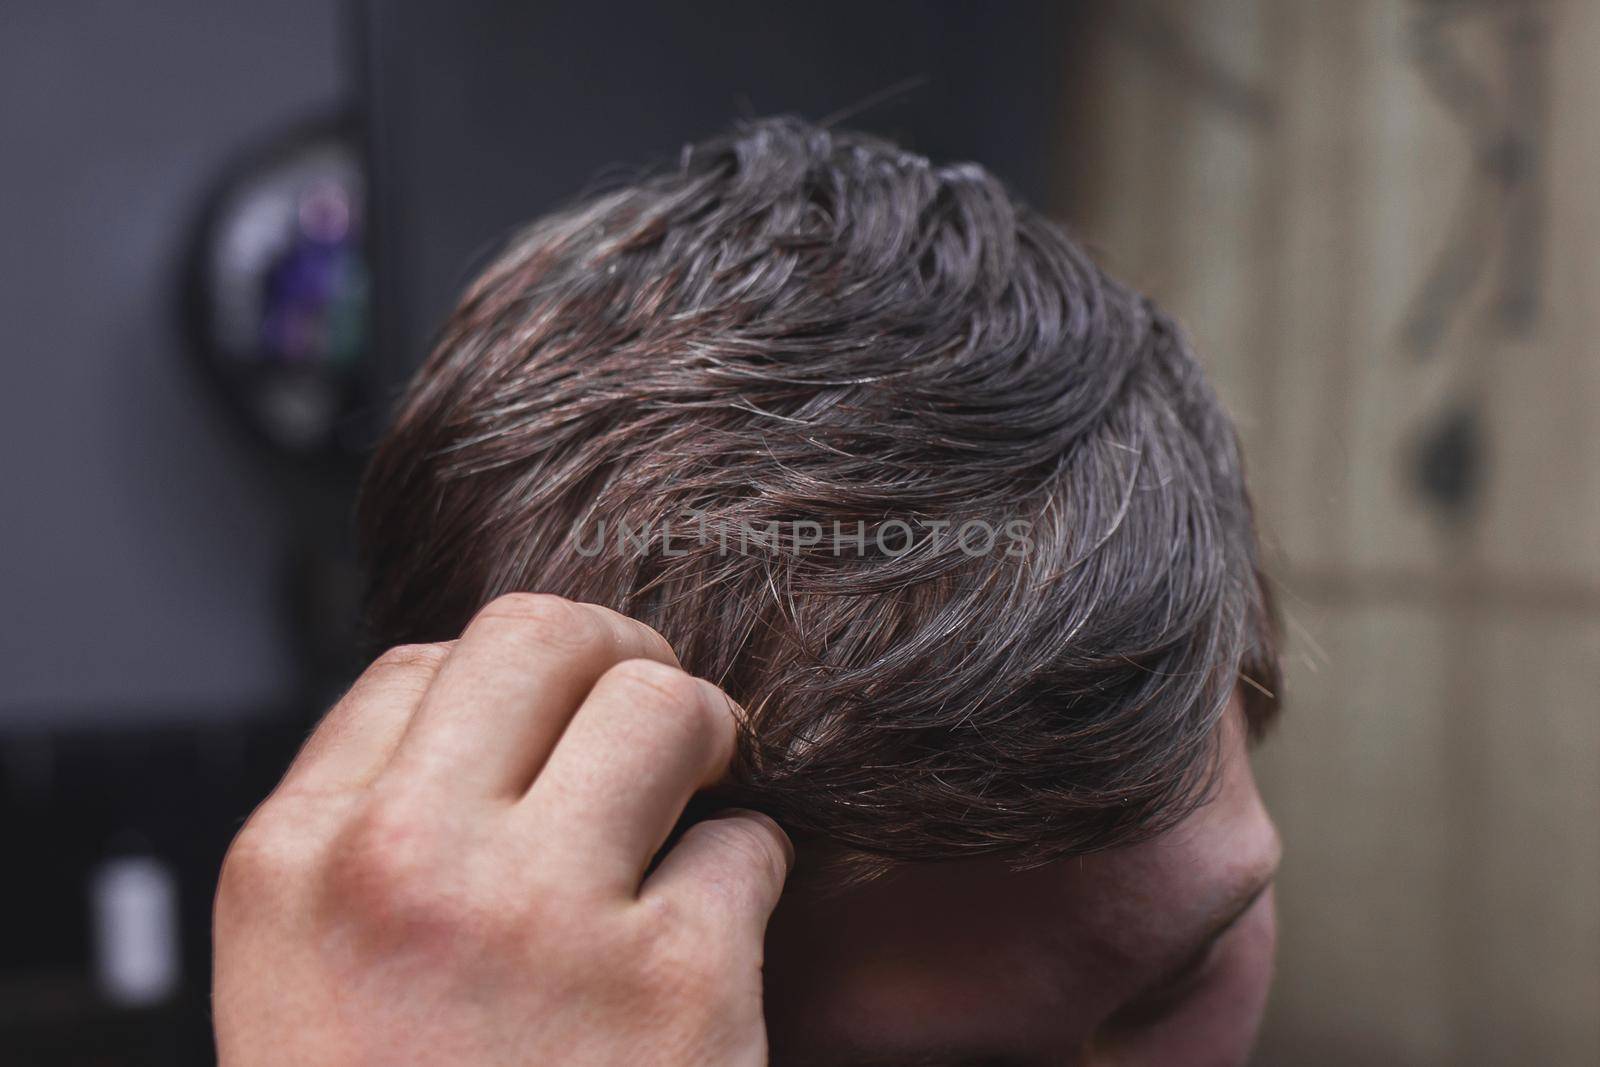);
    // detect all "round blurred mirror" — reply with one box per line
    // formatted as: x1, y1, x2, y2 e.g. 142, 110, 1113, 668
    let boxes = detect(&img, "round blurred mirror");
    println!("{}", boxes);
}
186, 118, 371, 465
